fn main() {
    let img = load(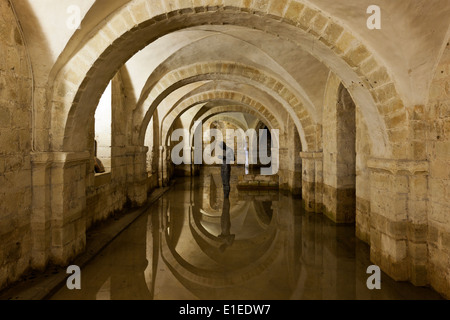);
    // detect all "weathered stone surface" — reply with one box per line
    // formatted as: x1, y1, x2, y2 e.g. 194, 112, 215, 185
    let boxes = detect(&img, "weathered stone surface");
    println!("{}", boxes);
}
0, 0, 449, 300
0, 0, 32, 291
